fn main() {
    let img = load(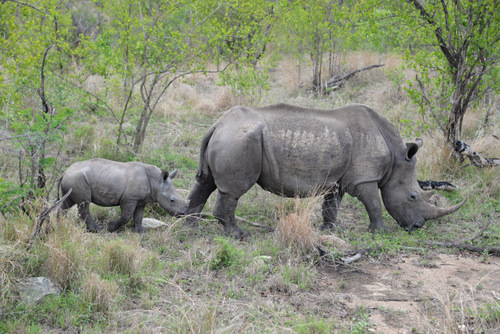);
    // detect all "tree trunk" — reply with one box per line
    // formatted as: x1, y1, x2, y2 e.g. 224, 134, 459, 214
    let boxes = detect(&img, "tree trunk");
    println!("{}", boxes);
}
445, 103, 465, 147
